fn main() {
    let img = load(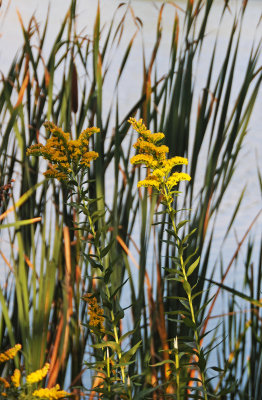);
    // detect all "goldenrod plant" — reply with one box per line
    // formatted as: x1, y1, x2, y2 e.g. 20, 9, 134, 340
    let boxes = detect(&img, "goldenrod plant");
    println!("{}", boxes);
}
27, 122, 142, 399
129, 118, 208, 398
